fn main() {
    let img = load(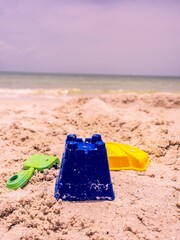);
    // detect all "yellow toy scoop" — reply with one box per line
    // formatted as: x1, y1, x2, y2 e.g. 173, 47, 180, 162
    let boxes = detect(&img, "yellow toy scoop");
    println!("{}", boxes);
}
105, 142, 149, 171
